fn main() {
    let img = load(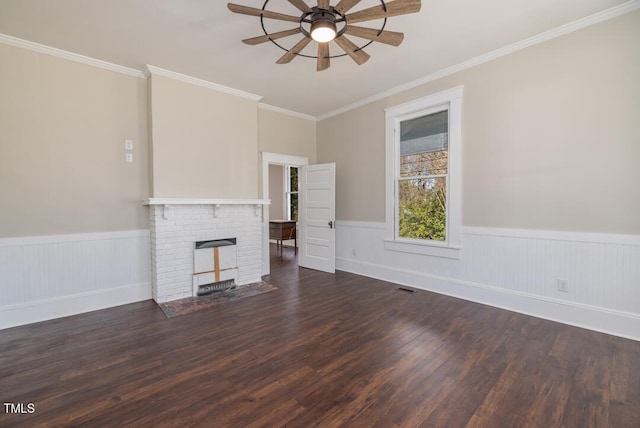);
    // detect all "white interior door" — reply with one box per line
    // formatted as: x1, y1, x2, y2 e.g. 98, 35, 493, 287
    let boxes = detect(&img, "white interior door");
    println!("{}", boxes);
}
299, 163, 335, 273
